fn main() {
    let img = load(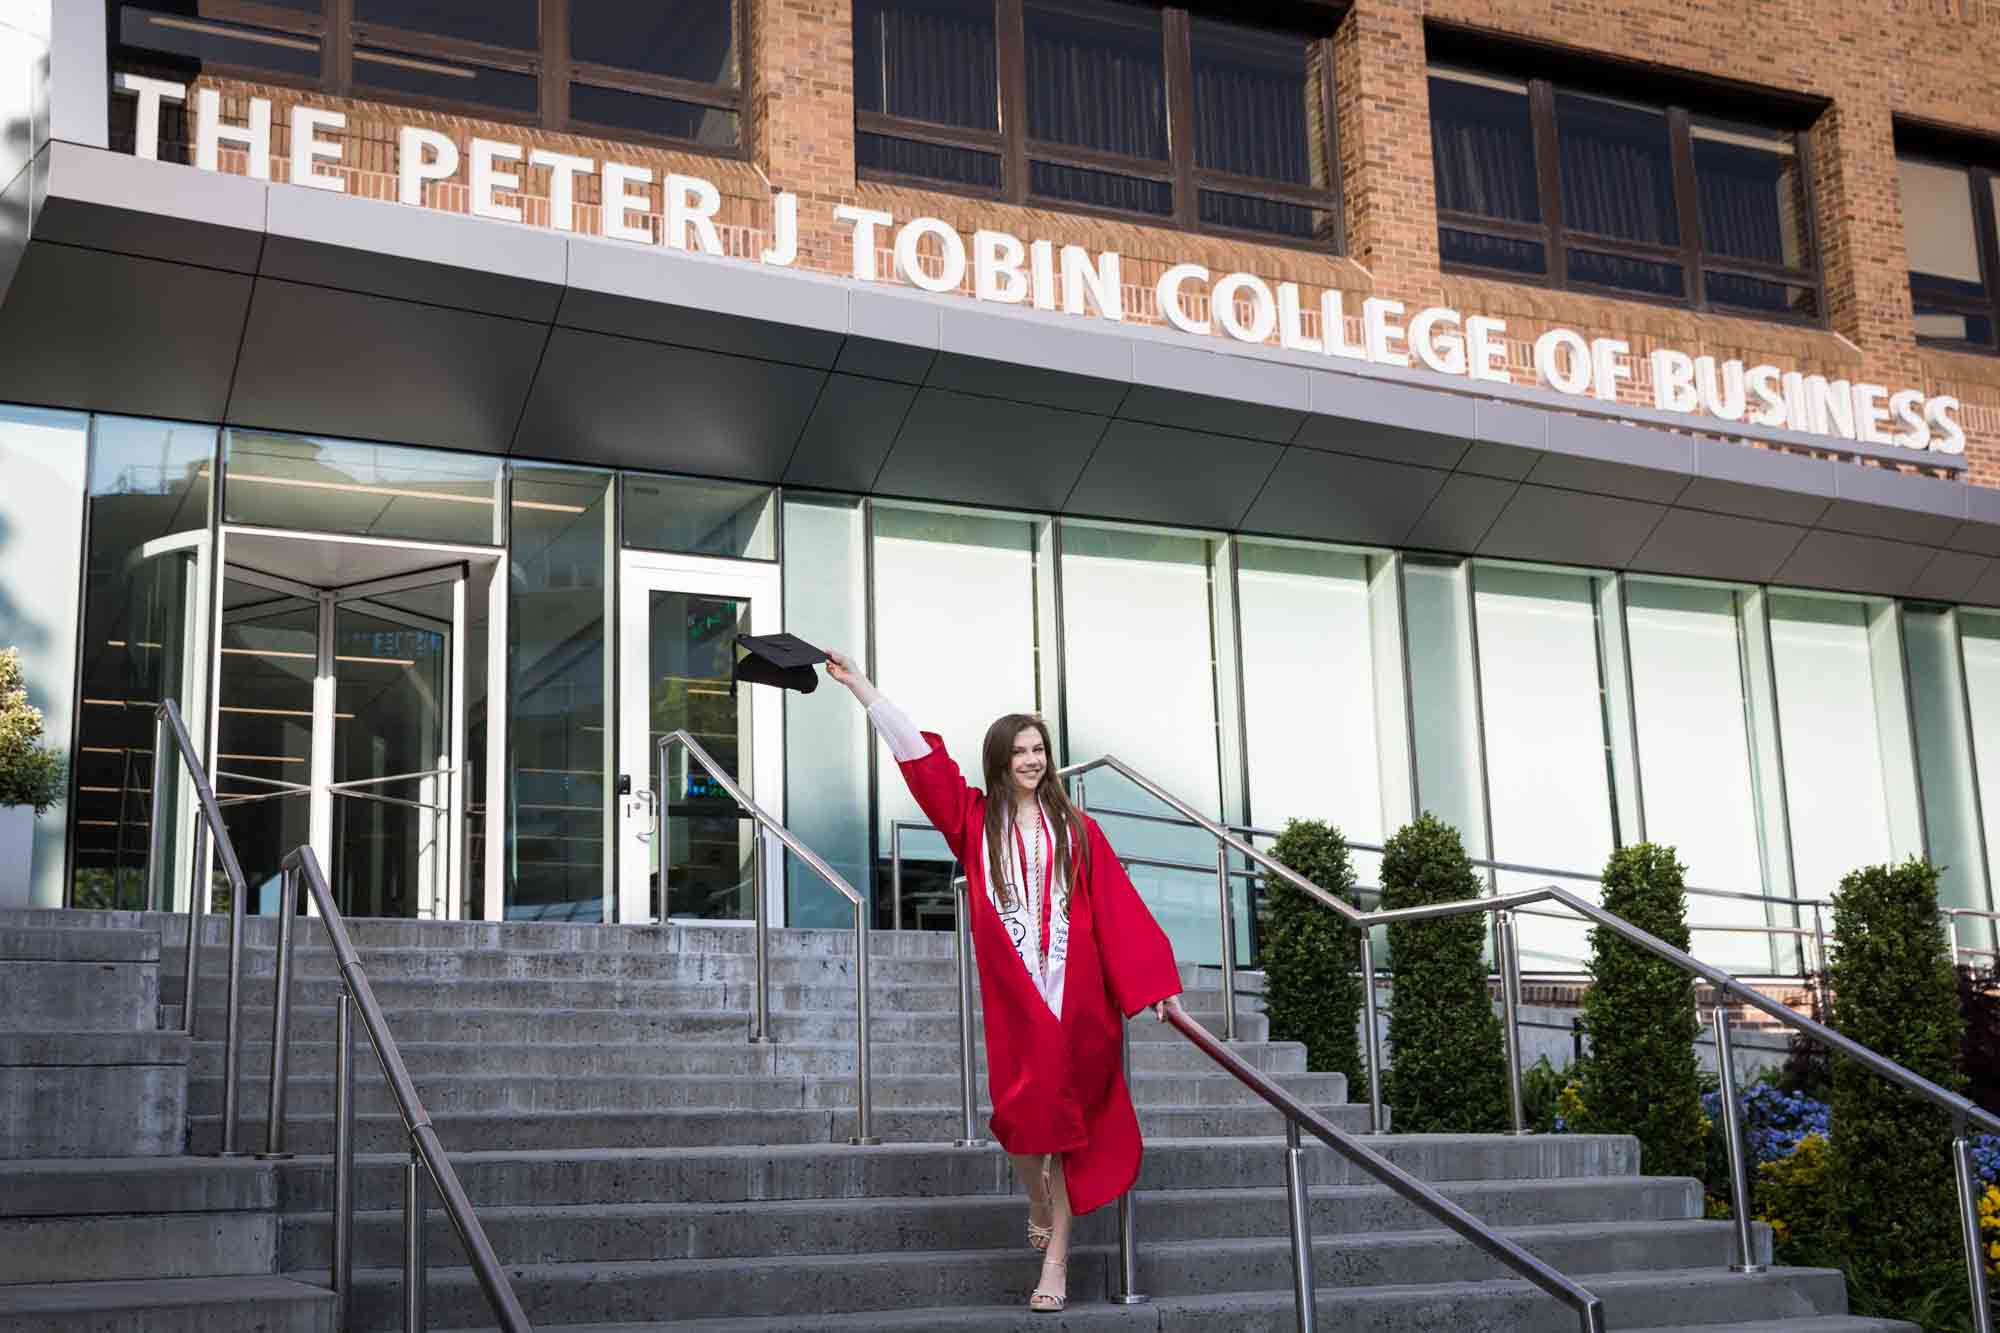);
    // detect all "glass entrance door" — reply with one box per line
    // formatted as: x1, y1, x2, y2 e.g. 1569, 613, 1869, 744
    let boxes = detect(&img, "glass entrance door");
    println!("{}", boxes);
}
617, 553, 782, 926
